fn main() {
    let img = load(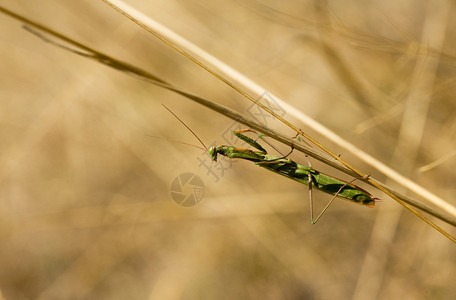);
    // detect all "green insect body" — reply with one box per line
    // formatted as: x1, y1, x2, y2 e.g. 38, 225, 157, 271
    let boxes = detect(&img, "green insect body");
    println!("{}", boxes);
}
258, 157, 375, 207
208, 133, 376, 208
163, 104, 375, 224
